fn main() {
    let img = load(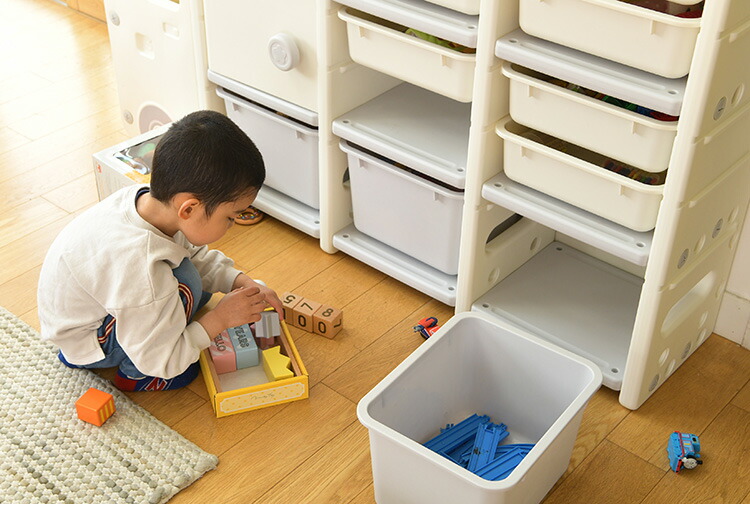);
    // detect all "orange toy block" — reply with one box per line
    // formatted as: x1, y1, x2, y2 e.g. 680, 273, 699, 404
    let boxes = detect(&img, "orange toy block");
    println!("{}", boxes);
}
292, 298, 322, 333
313, 305, 343, 339
280, 292, 303, 324
76, 388, 115, 426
